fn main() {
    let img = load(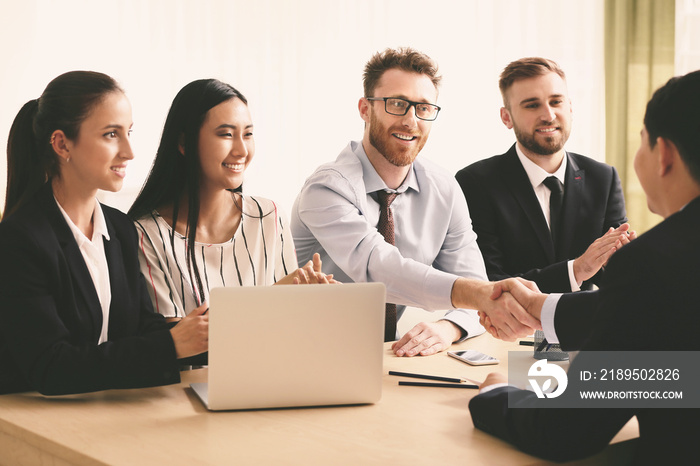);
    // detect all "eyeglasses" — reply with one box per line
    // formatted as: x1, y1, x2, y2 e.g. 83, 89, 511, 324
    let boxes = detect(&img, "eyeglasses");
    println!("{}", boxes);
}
366, 97, 441, 121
